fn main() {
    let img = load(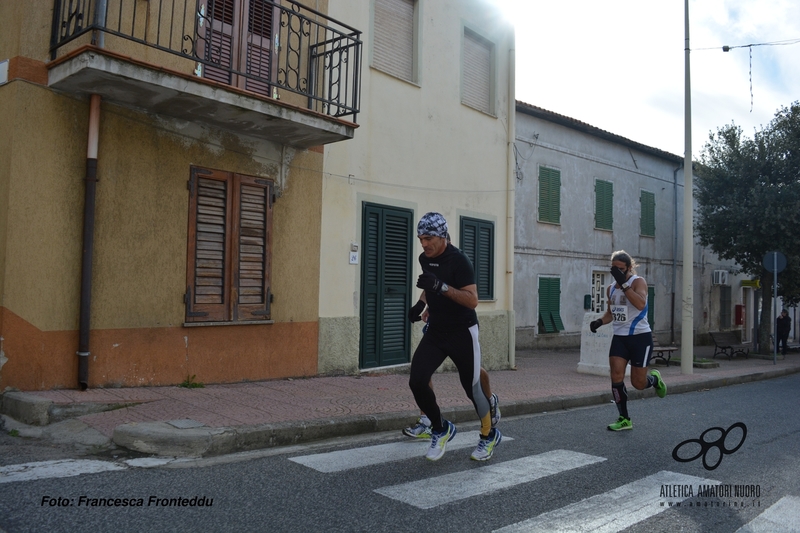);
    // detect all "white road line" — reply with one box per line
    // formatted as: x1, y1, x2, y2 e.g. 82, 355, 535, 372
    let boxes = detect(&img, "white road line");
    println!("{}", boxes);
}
289, 431, 512, 473
735, 496, 800, 533
0, 459, 126, 484
493, 470, 718, 533
375, 449, 605, 509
